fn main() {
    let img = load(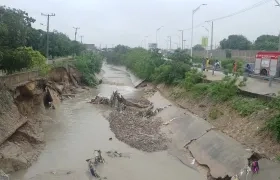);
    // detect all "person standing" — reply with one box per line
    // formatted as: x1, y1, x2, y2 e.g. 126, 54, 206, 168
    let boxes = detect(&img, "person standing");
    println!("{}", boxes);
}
201, 58, 206, 71
233, 60, 237, 75
206, 58, 210, 72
